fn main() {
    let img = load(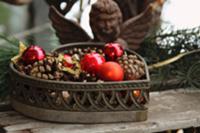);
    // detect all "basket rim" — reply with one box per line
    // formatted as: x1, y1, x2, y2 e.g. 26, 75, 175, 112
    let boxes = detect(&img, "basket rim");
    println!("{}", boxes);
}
10, 42, 150, 87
